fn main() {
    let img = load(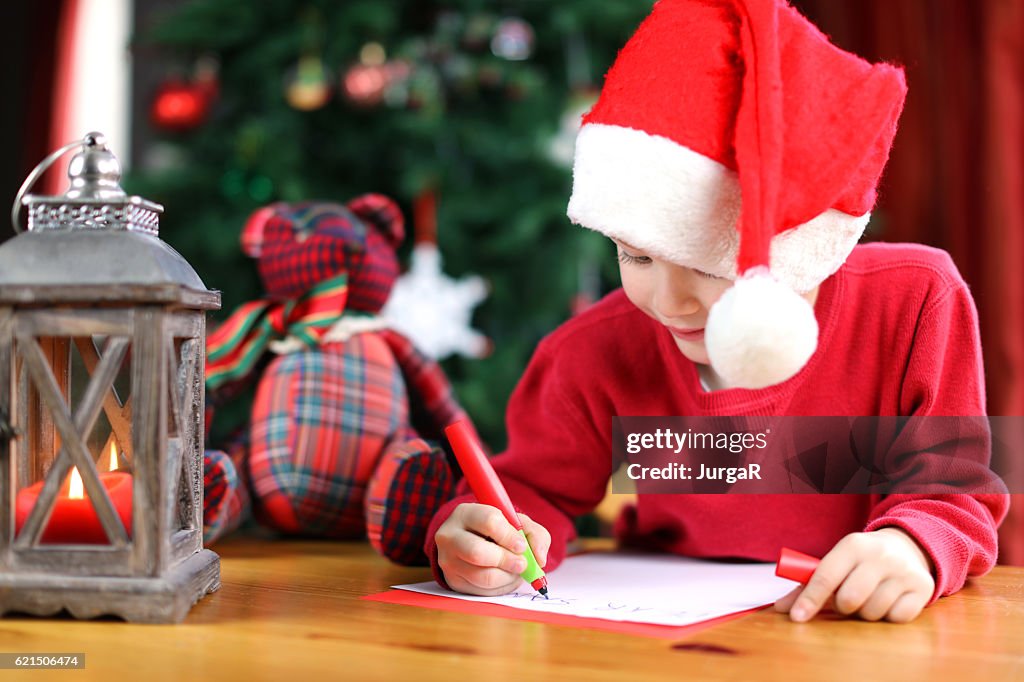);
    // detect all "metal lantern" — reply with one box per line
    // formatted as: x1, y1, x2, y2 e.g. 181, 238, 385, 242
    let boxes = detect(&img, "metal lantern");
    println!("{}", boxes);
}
0, 133, 221, 622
